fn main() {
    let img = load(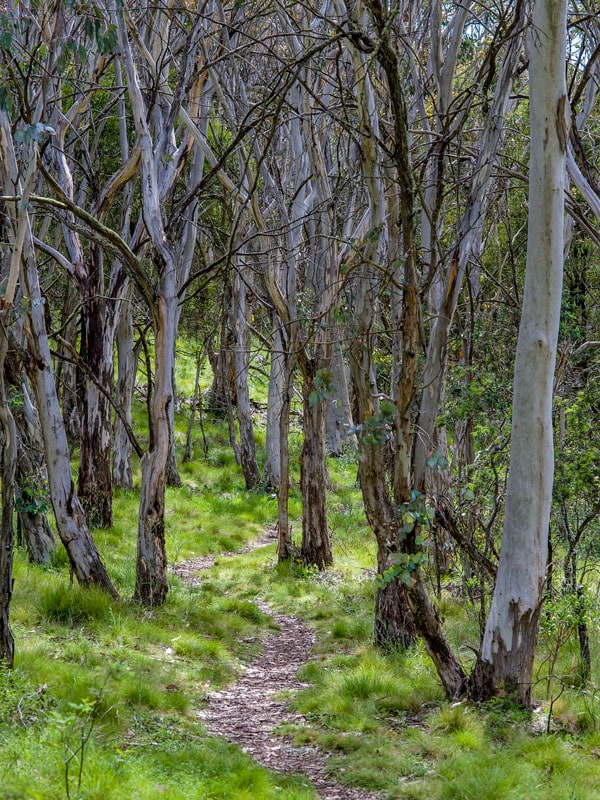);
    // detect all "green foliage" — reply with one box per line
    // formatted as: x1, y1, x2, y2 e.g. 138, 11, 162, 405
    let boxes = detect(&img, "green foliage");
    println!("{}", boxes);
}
308, 369, 335, 407
349, 400, 396, 446
5, 390, 600, 799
